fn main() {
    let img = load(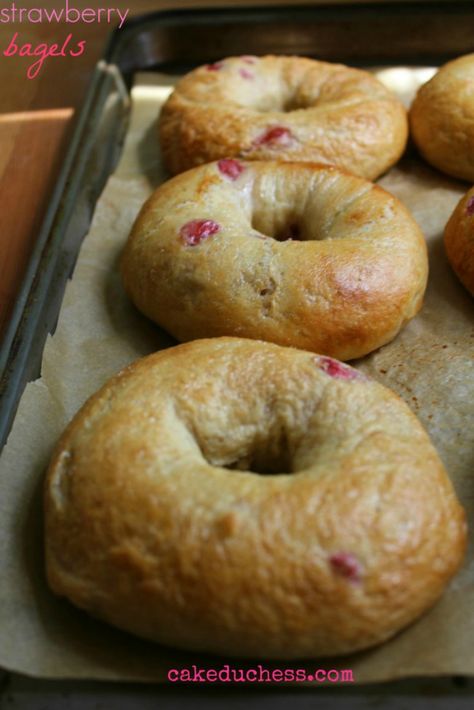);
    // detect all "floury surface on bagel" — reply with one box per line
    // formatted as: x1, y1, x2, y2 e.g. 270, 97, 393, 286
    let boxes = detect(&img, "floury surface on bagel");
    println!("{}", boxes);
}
121, 160, 428, 361
44, 338, 466, 659
160, 55, 408, 180
410, 54, 474, 182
